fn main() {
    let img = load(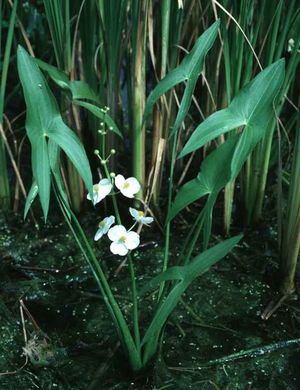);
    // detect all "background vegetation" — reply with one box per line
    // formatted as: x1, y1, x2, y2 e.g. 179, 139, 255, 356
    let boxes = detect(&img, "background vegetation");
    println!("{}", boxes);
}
0, 0, 299, 387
